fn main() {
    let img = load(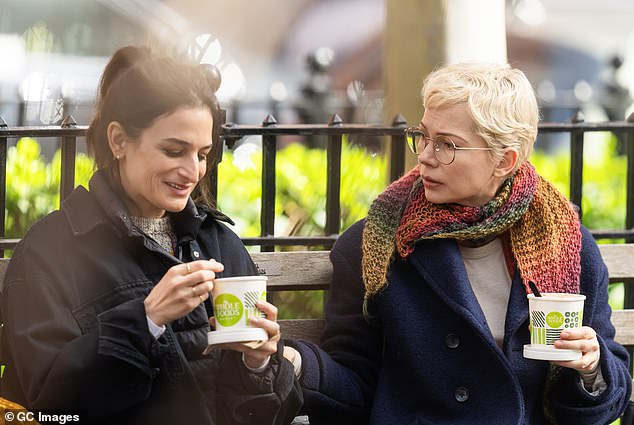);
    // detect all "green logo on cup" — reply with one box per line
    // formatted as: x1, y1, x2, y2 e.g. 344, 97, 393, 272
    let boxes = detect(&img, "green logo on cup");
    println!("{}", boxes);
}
546, 311, 564, 328
215, 294, 243, 327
